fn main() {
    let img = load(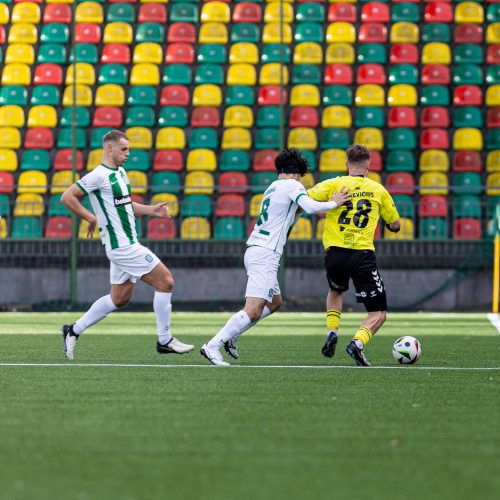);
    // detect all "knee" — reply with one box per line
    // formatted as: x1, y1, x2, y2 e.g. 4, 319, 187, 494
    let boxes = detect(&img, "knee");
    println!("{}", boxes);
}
156, 272, 174, 293
245, 306, 263, 323
113, 295, 131, 308
269, 297, 282, 313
